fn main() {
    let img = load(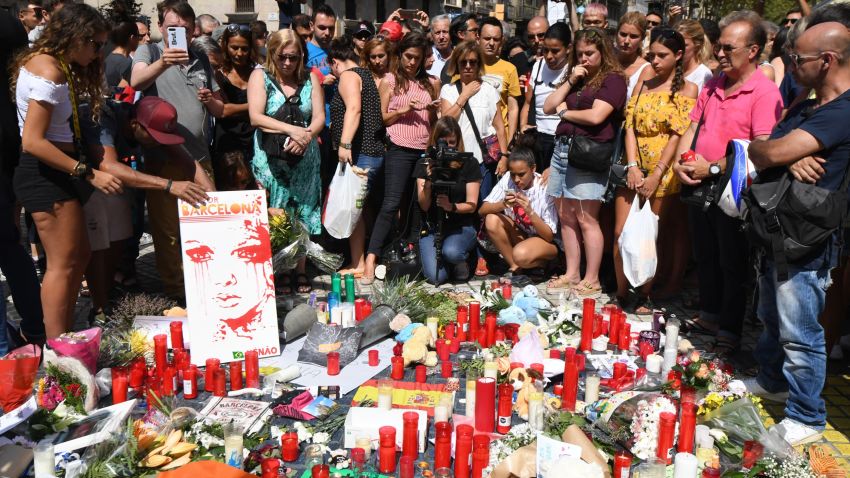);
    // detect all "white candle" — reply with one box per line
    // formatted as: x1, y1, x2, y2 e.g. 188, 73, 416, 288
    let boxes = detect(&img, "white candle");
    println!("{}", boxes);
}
356, 435, 372, 460
434, 404, 449, 423
646, 354, 663, 374
528, 389, 544, 430
426, 317, 439, 343
377, 380, 393, 411
673, 452, 698, 478
584, 374, 600, 404
340, 304, 354, 328
224, 434, 244, 468
592, 336, 608, 352
465, 377, 476, 417
33, 442, 55, 477
664, 319, 680, 351
483, 361, 498, 379
663, 346, 678, 374
330, 307, 342, 326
